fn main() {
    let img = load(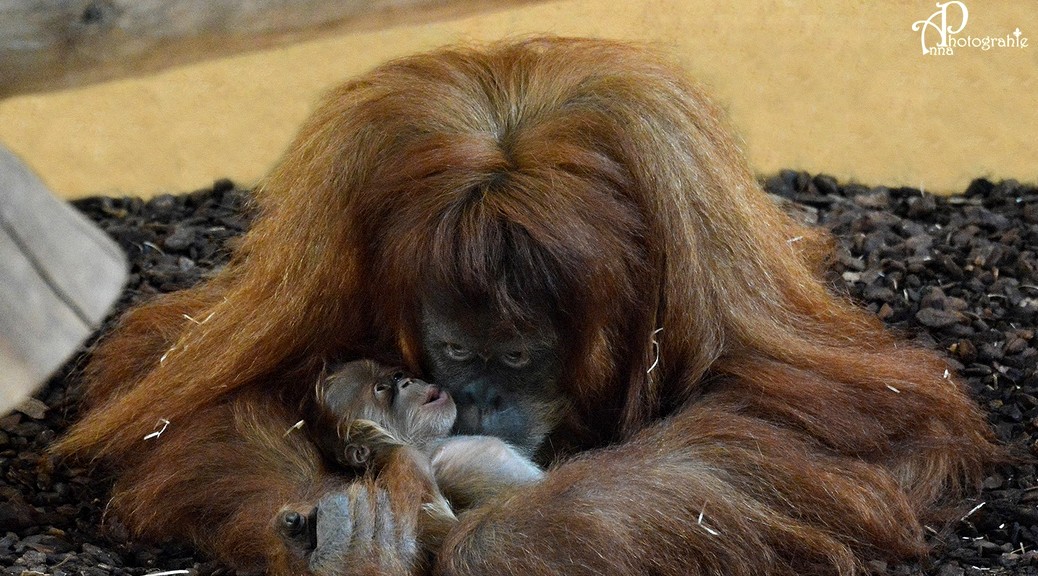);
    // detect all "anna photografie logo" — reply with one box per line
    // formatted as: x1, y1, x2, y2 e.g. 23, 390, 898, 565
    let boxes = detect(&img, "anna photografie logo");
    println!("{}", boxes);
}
912, 2, 1028, 56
